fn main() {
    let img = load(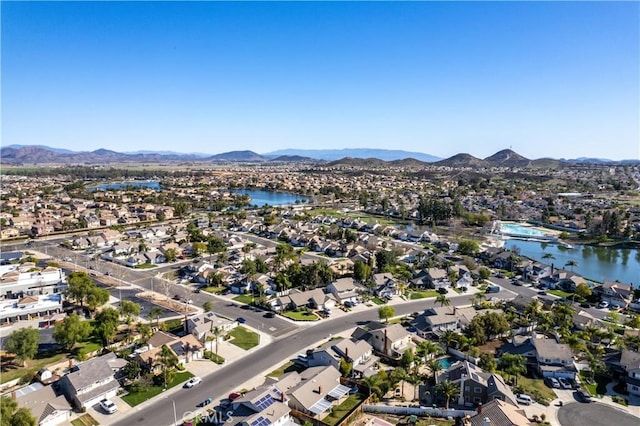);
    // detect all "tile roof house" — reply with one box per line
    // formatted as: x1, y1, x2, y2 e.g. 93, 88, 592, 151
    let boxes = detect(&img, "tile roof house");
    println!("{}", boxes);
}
58, 353, 120, 409
326, 278, 363, 304
286, 365, 351, 419
531, 337, 576, 379
16, 385, 72, 426
436, 360, 517, 407
594, 281, 634, 308
358, 323, 415, 359
306, 337, 378, 378
467, 399, 533, 426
